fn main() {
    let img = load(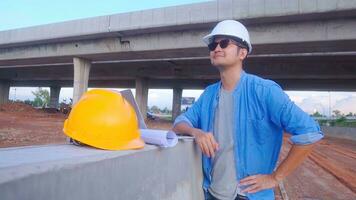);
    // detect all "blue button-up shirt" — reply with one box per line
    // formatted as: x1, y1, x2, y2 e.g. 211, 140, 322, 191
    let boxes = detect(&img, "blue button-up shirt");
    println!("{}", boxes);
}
173, 71, 324, 200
